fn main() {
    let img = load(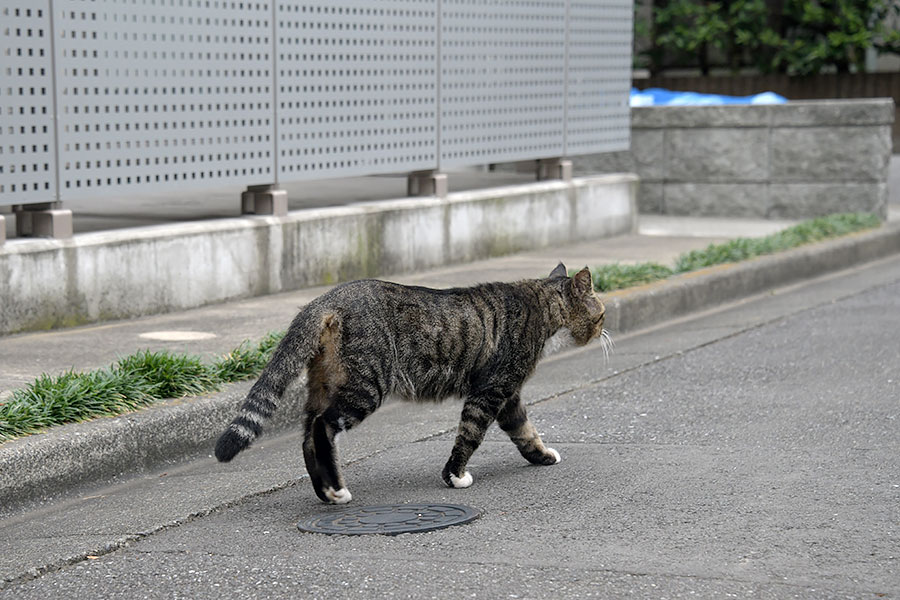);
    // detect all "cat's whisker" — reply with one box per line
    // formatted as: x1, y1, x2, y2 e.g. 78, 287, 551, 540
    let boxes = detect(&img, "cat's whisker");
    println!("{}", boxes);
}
601, 328, 615, 349
599, 328, 614, 364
